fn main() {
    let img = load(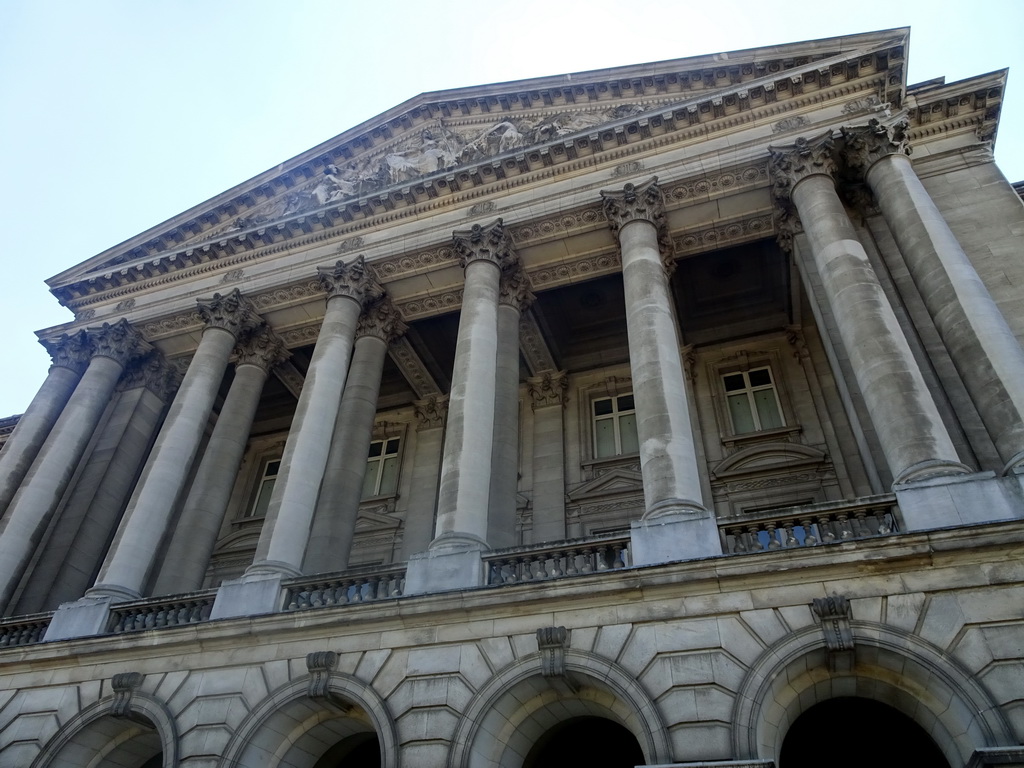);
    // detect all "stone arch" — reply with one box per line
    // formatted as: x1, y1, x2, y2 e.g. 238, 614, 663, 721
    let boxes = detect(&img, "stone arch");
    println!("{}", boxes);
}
731, 622, 1015, 767
217, 674, 397, 768
449, 649, 671, 768
31, 692, 179, 768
